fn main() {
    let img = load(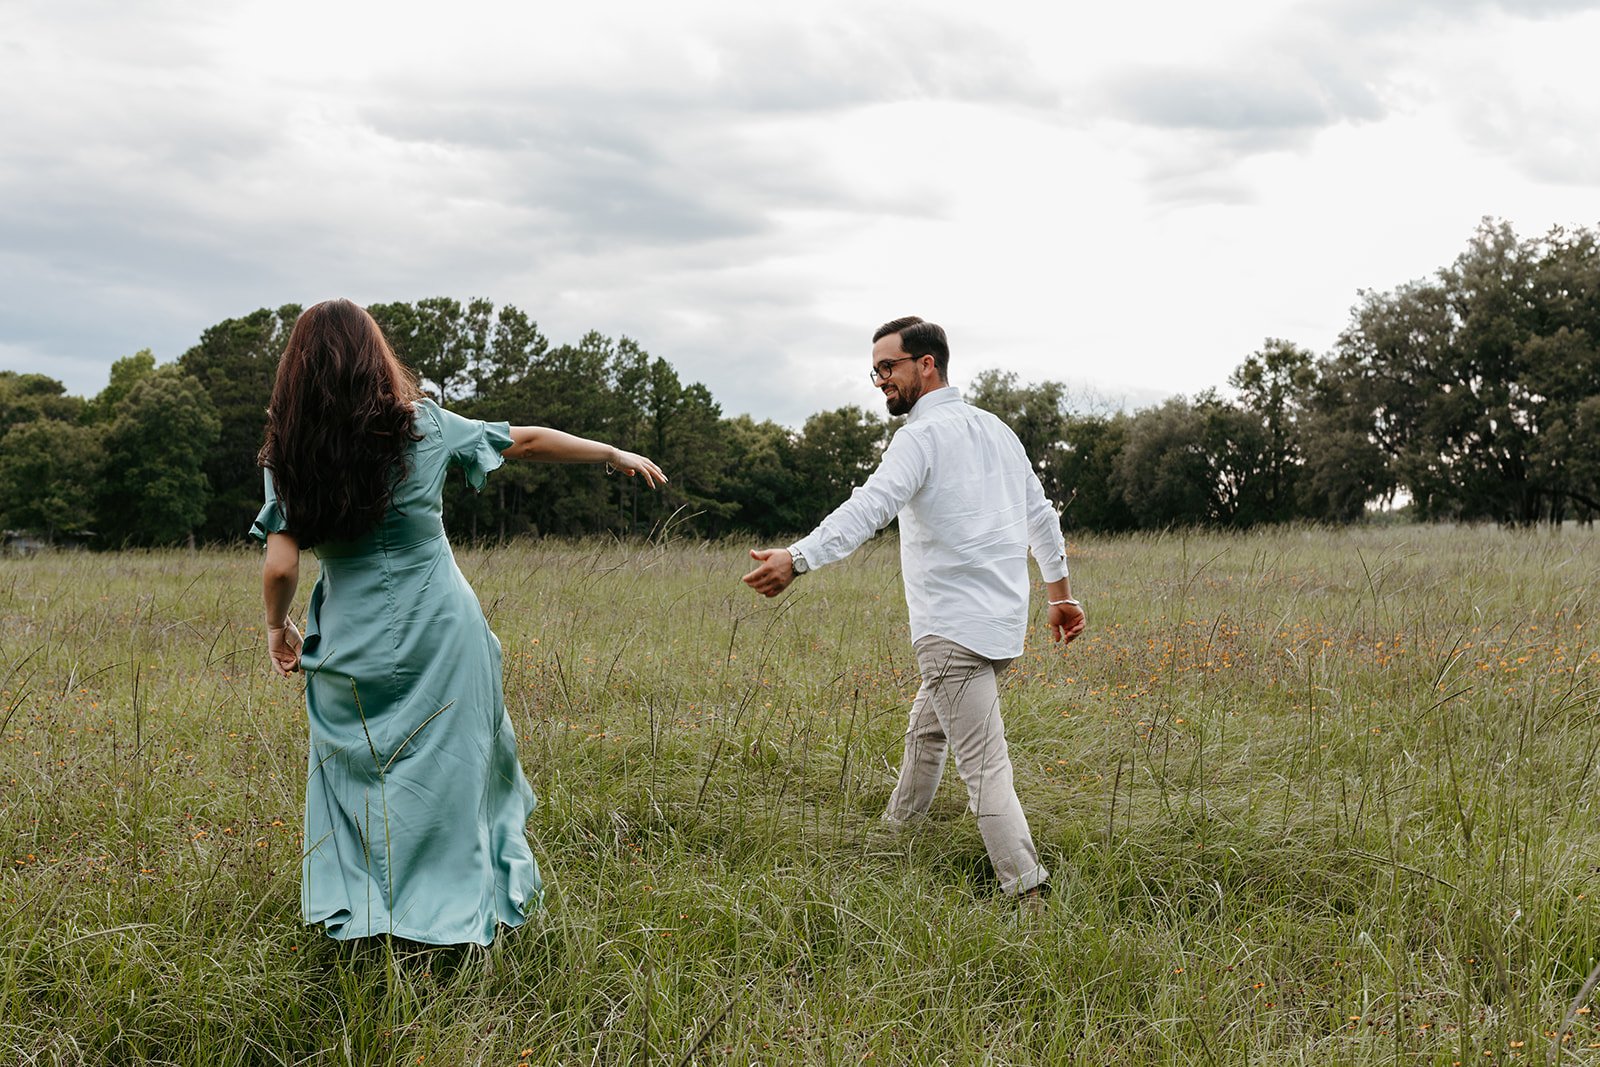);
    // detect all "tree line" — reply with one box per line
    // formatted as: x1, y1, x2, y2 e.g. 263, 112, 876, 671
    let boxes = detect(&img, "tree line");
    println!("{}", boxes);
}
0, 300, 888, 546
953, 218, 1600, 530
3, 219, 1597, 547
